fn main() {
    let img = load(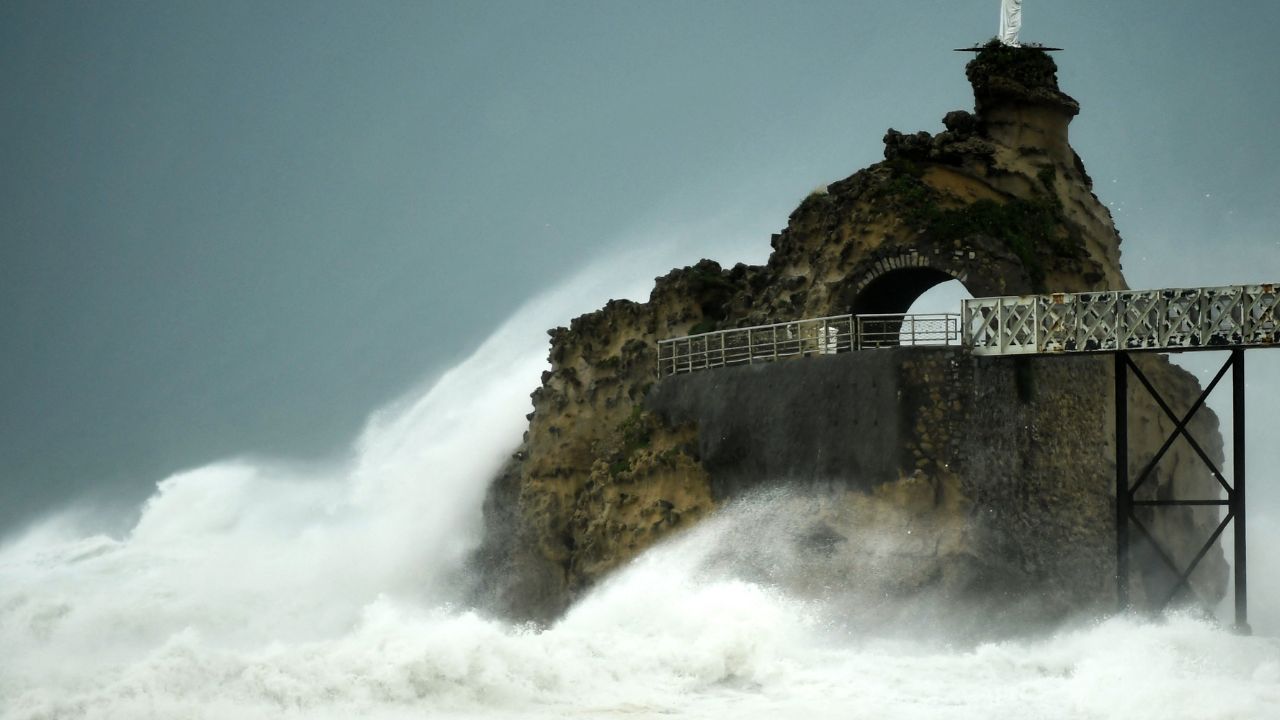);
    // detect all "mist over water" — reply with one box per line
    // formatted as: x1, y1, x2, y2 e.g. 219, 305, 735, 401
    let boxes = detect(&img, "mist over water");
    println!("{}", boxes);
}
3, 242, 1279, 719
